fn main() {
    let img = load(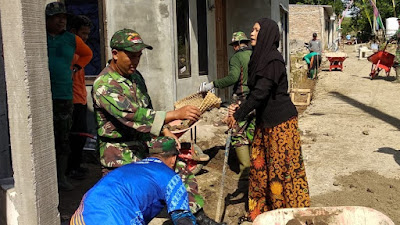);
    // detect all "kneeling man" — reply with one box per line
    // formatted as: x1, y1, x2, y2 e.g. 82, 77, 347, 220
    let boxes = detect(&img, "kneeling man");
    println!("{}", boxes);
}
70, 136, 196, 225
